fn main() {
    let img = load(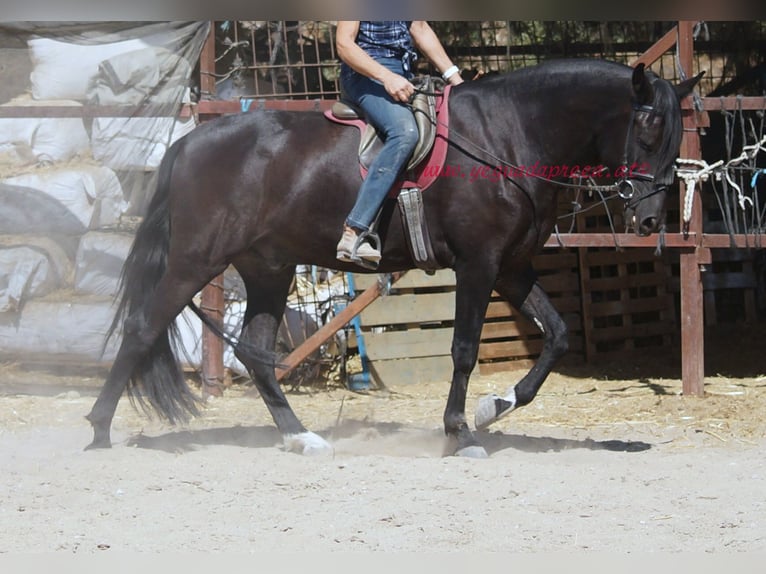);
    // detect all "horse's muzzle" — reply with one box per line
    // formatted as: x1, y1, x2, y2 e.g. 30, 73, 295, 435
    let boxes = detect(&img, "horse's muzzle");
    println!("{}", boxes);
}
637, 216, 659, 236
624, 183, 667, 237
